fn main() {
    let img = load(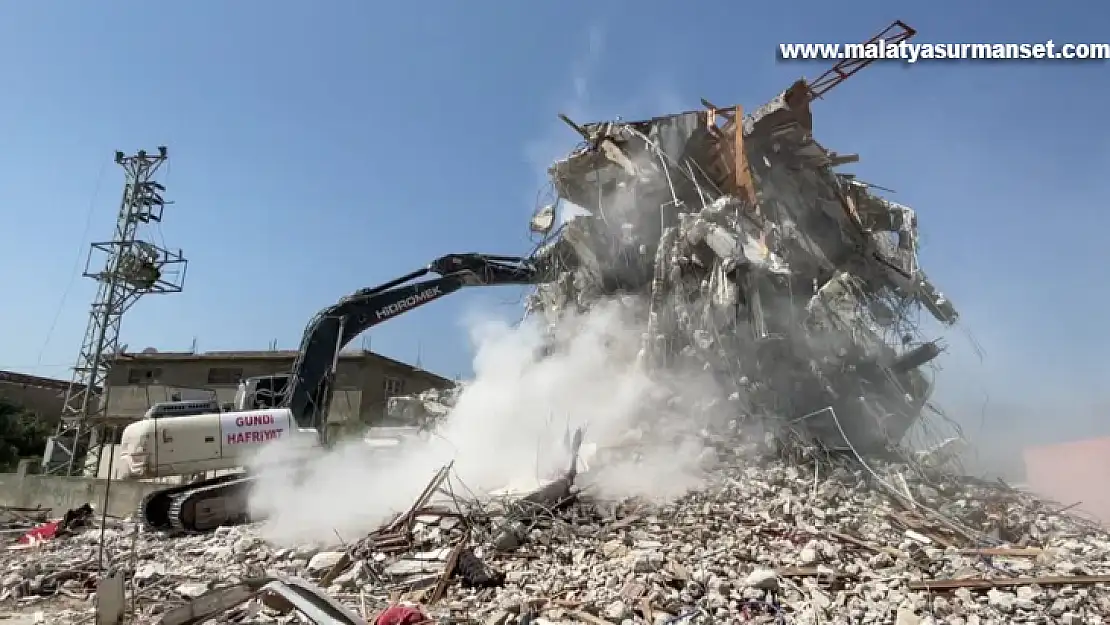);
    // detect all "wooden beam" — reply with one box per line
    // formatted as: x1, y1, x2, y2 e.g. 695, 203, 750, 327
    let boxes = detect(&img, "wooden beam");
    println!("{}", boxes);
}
908, 575, 1110, 592
732, 105, 757, 208
557, 113, 591, 141
700, 98, 734, 119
